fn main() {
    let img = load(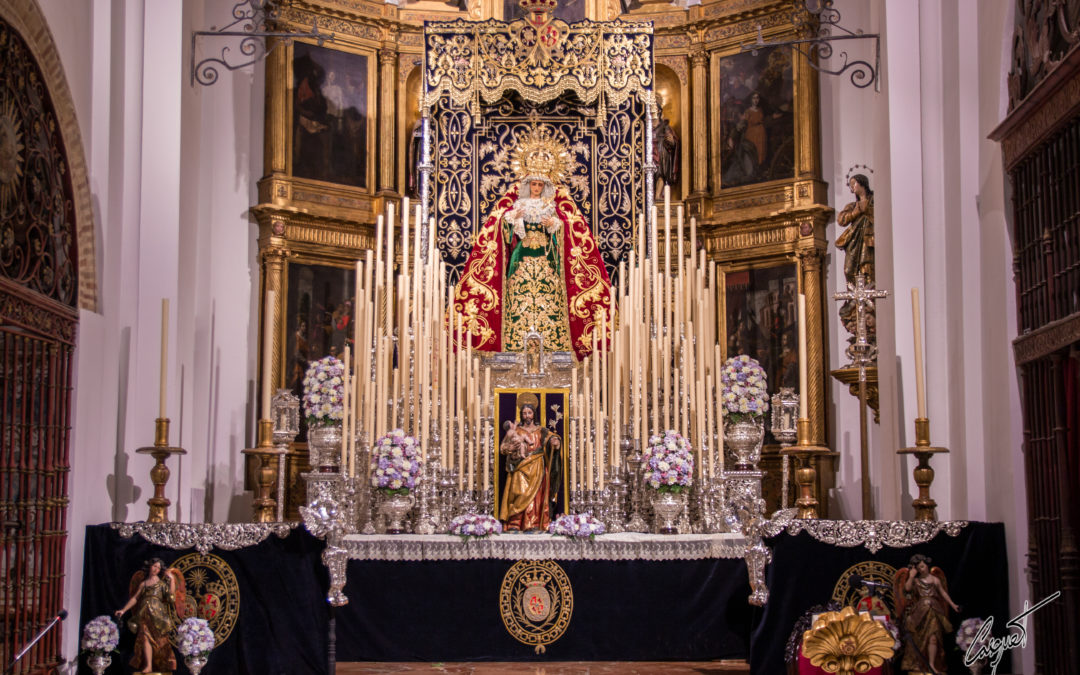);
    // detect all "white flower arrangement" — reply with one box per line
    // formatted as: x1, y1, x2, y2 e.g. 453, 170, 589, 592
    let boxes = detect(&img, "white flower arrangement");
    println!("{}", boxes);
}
370, 428, 421, 495
448, 513, 503, 539
720, 354, 769, 422
956, 617, 989, 653
302, 355, 345, 426
176, 617, 216, 657
548, 513, 605, 538
80, 615, 119, 653
643, 430, 693, 493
